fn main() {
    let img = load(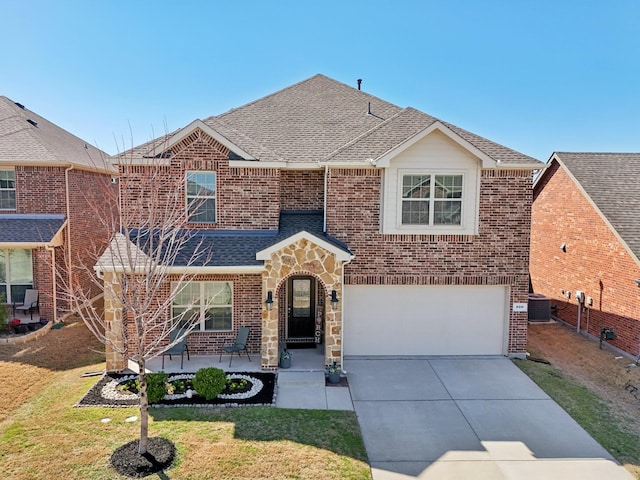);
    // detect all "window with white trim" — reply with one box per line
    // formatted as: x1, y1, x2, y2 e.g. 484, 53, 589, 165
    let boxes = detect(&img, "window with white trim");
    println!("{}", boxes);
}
401, 174, 463, 226
186, 171, 216, 223
171, 281, 233, 331
0, 169, 16, 210
0, 249, 33, 303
